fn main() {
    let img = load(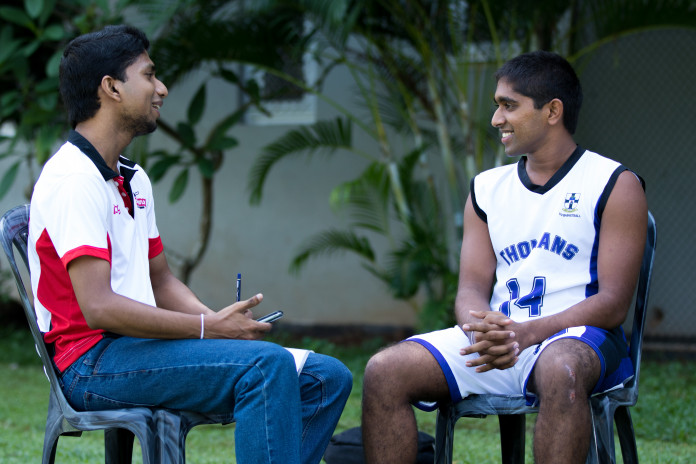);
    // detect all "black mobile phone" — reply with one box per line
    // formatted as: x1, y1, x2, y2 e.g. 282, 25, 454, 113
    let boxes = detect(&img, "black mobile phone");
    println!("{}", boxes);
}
256, 311, 284, 323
